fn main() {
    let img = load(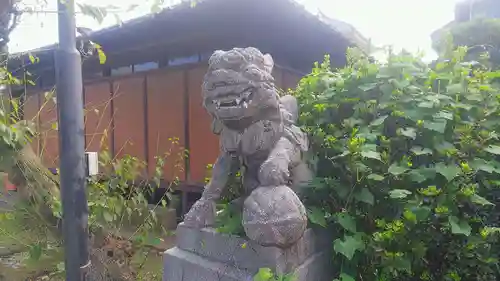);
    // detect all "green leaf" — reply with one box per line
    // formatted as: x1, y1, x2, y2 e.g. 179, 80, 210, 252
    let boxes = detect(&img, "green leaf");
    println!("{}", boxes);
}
433, 110, 453, 120
389, 189, 412, 199
410, 146, 433, 155
447, 83, 463, 94
412, 206, 432, 221
148, 237, 162, 246
333, 234, 365, 260
56, 261, 65, 272
359, 83, 378, 91
354, 162, 370, 172
379, 83, 393, 95
470, 158, 500, 173
391, 256, 412, 272
388, 164, 408, 176
423, 120, 447, 133
358, 131, 378, 141
470, 194, 494, 206
400, 127, 417, 139
334, 273, 355, 281
332, 151, 350, 160
435, 163, 460, 182
334, 184, 351, 199
393, 78, 410, 89
361, 143, 377, 151
354, 188, 375, 205
465, 94, 483, 101
360, 150, 382, 161
253, 268, 274, 281
417, 101, 434, 108
484, 145, 500, 155
435, 141, 455, 153
97, 47, 107, 64
307, 207, 326, 227
335, 213, 357, 232
483, 227, 500, 236
404, 109, 424, 121
367, 173, 384, 181
103, 211, 113, 222
453, 103, 472, 111
449, 216, 471, 236
134, 235, 146, 244
343, 118, 363, 128
408, 170, 428, 183
370, 115, 388, 126
28, 53, 39, 64
28, 243, 43, 261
